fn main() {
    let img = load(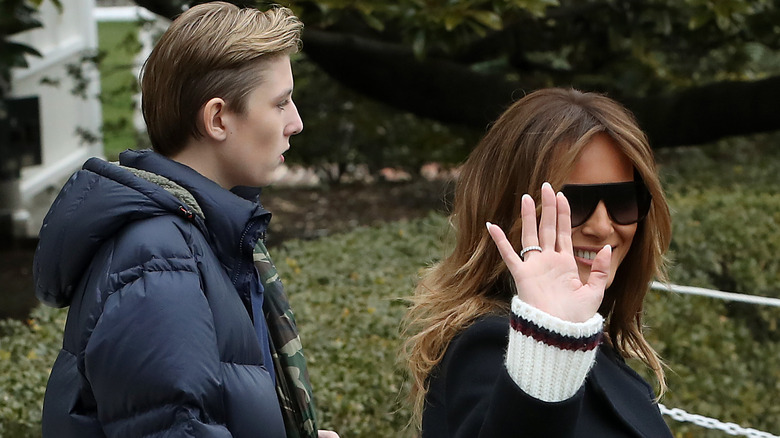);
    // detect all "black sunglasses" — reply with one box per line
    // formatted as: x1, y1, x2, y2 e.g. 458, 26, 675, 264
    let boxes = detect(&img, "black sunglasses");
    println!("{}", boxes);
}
560, 181, 652, 228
